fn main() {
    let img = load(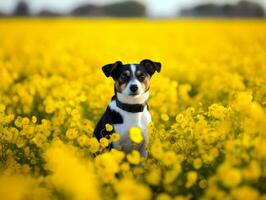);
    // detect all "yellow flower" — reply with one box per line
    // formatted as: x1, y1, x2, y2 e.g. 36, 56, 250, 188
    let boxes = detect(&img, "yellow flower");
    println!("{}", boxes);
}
127, 150, 141, 165
243, 160, 261, 181
208, 104, 227, 120
156, 193, 172, 200
66, 128, 78, 140
161, 114, 169, 122
0, 103, 6, 112
120, 163, 130, 172
223, 169, 242, 188
77, 135, 89, 147
31, 116, 37, 123
22, 117, 30, 125
115, 178, 151, 200
193, 158, 202, 170
199, 179, 208, 189
100, 138, 109, 148
105, 123, 113, 132
219, 164, 242, 188
3, 129, 13, 142
163, 164, 181, 185
110, 133, 120, 142
14, 117, 22, 128
129, 126, 143, 144
145, 168, 161, 186
162, 151, 177, 166
151, 142, 163, 159
32, 133, 47, 148
231, 186, 259, 200
88, 138, 99, 153
186, 171, 197, 188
